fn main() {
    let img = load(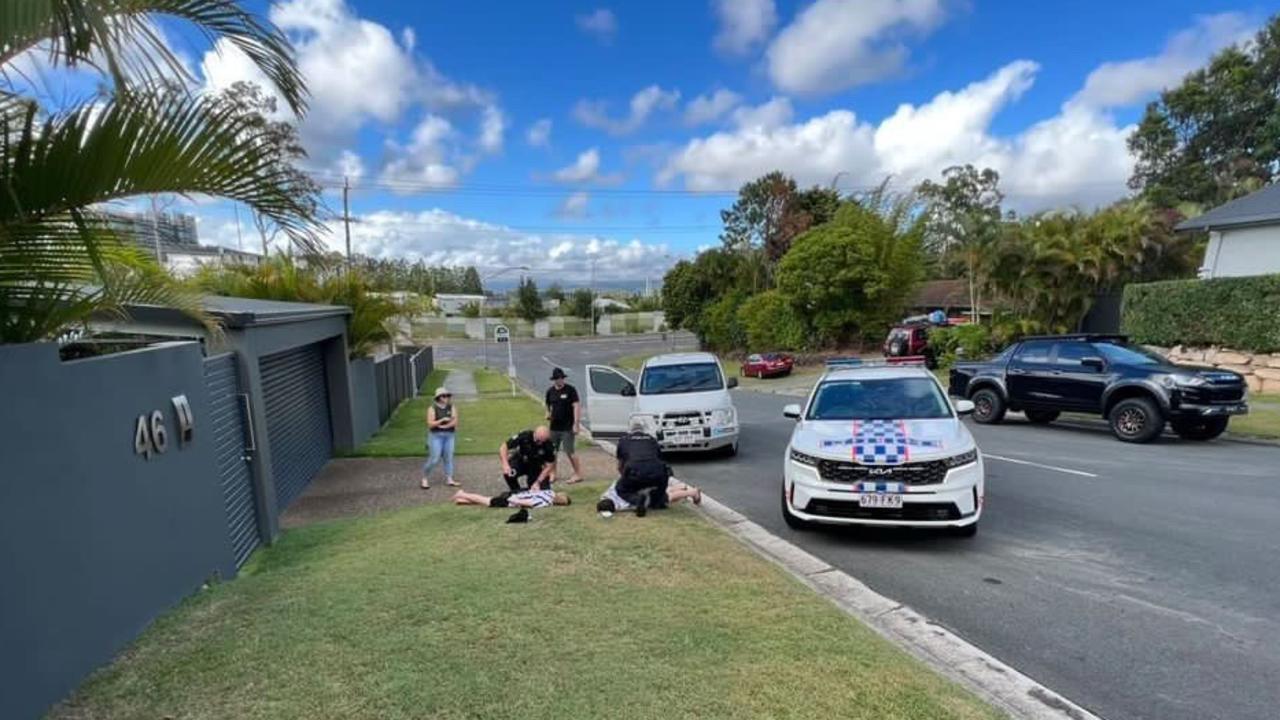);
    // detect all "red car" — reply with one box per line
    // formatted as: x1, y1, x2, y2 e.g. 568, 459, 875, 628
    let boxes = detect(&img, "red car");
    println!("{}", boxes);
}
740, 352, 794, 378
